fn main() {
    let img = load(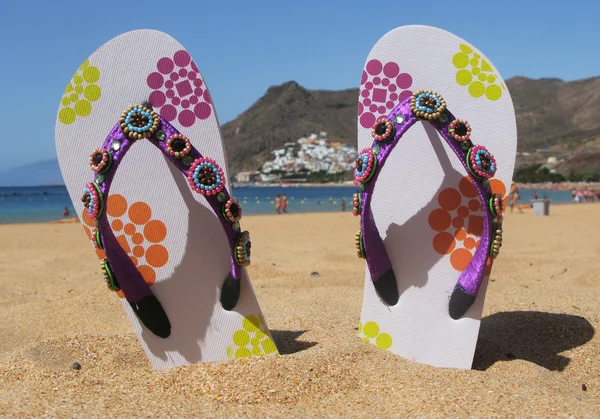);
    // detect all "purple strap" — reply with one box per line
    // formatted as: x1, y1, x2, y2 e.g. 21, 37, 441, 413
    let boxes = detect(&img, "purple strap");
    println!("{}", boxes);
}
360, 97, 494, 297
93, 116, 241, 305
